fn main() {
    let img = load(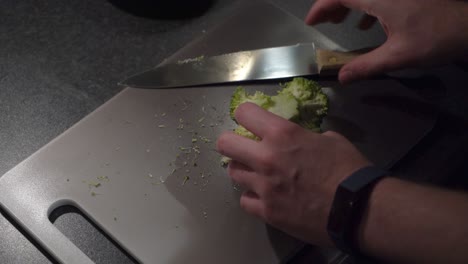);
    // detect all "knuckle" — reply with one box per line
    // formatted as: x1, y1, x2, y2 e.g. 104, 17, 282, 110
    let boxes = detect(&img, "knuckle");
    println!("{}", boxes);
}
257, 152, 277, 174
262, 202, 282, 225
239, 197, 250, 211
265, 177, 285, 193
268, 122, 299, 140
267, 126, 284, 140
